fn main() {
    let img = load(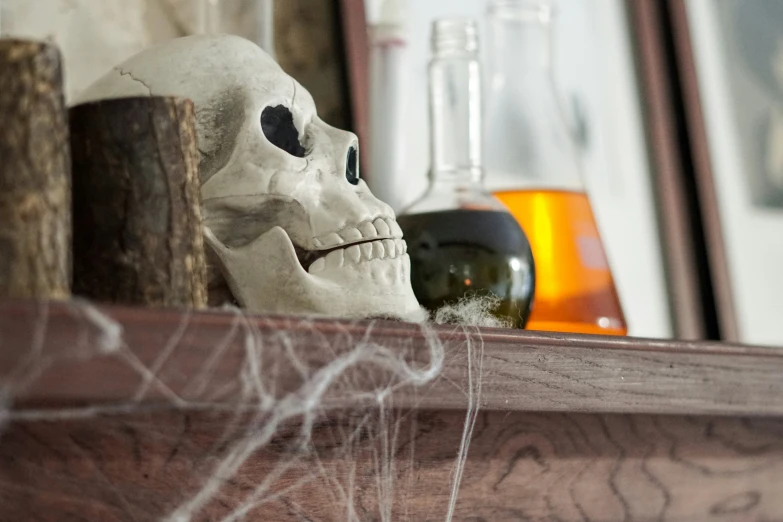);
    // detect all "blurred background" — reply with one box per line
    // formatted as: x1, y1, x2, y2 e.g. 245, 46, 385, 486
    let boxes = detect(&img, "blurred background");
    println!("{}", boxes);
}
2, 0, 782, 346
